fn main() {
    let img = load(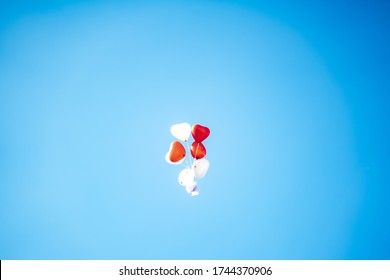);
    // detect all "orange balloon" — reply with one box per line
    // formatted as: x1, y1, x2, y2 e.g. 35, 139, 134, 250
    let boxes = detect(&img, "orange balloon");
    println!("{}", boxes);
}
190, 141, 206, 159
169, 141, 186, 162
